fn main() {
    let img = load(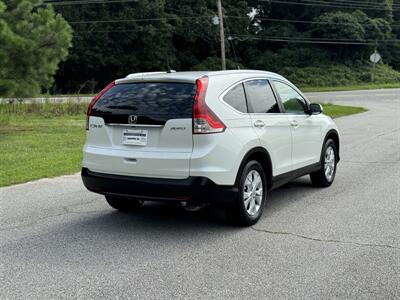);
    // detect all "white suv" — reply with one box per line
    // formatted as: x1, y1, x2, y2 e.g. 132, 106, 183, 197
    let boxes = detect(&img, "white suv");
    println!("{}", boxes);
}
82, 70, 339, 226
